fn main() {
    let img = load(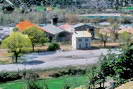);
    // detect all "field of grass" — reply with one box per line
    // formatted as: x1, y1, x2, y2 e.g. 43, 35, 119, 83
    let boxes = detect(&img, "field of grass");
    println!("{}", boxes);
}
0, 76, 88, 89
